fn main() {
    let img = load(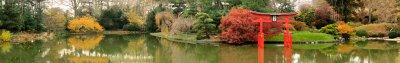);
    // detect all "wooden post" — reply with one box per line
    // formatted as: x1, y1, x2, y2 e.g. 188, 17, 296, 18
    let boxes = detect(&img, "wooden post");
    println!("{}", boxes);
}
257, 19, 265, 63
